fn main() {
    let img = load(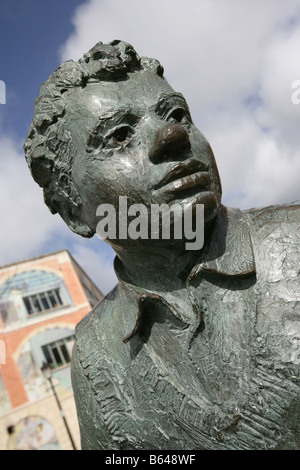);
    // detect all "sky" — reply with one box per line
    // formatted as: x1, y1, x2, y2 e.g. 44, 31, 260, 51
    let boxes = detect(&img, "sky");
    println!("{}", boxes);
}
1, 0, 300, 295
